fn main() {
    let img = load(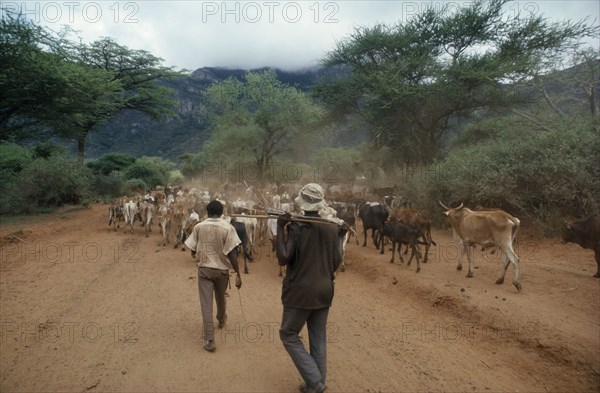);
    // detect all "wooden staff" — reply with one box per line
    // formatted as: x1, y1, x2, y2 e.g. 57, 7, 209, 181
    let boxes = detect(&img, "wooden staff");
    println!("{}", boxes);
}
229, 213, 342, 226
